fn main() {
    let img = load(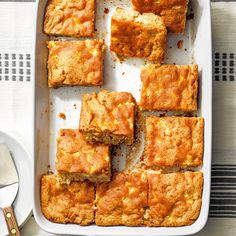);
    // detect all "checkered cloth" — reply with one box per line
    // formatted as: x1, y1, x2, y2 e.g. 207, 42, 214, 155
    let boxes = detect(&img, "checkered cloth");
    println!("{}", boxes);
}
210, 1, 236, 217
0, 0, 235, 235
